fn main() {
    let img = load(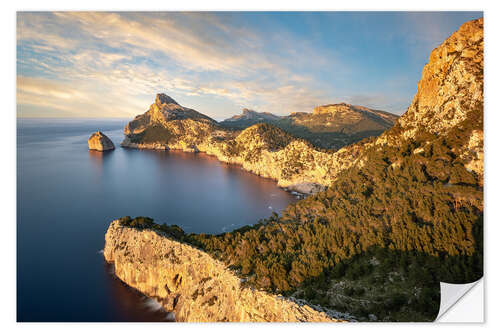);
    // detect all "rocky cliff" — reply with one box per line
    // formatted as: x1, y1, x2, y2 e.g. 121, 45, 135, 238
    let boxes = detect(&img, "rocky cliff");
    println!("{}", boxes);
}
124, 93, 217, 135
88, 131, 115, 151
103, 220, 344, 322
377, 18, 483, 178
